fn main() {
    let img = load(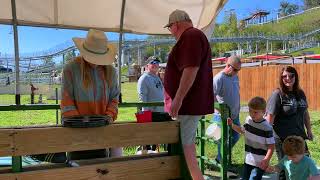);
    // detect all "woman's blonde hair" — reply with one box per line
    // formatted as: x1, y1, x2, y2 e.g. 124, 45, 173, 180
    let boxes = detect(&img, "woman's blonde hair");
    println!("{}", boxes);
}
75, 56, 114, 89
